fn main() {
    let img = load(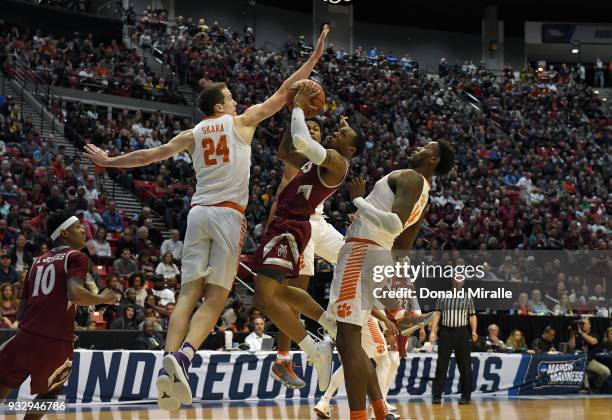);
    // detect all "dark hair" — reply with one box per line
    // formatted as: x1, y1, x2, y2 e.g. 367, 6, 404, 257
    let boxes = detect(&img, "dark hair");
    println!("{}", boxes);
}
198, 82, 227, 116
305, 117, 322, 130
435, 139, 455, 176
129, 272, 143, 287
350, 127, 366, 156
543, 325, 555, 334
46, 210, 75, 240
